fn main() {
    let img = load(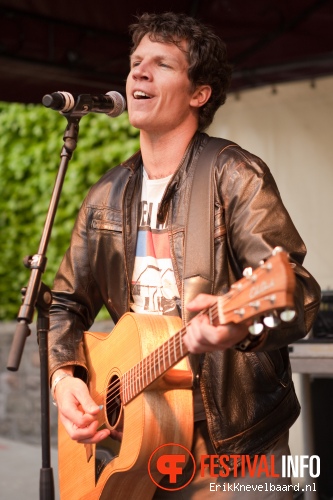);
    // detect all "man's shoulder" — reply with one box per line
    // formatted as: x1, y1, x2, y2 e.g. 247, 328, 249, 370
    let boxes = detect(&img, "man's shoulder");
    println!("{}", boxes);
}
203, 134, 270, 175
83, 150, 142, 206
